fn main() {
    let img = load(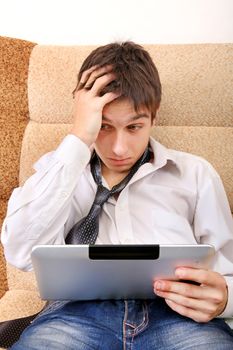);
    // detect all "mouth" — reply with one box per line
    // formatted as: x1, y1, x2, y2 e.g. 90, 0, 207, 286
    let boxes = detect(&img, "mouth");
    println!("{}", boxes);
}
108, 158, 132, 165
